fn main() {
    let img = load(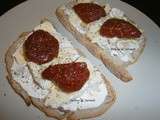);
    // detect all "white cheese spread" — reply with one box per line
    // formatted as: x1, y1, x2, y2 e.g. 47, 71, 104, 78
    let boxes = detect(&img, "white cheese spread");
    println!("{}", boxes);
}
11, 61, 49, 99
11, 21, 108, 111
61, 2, 144, 63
